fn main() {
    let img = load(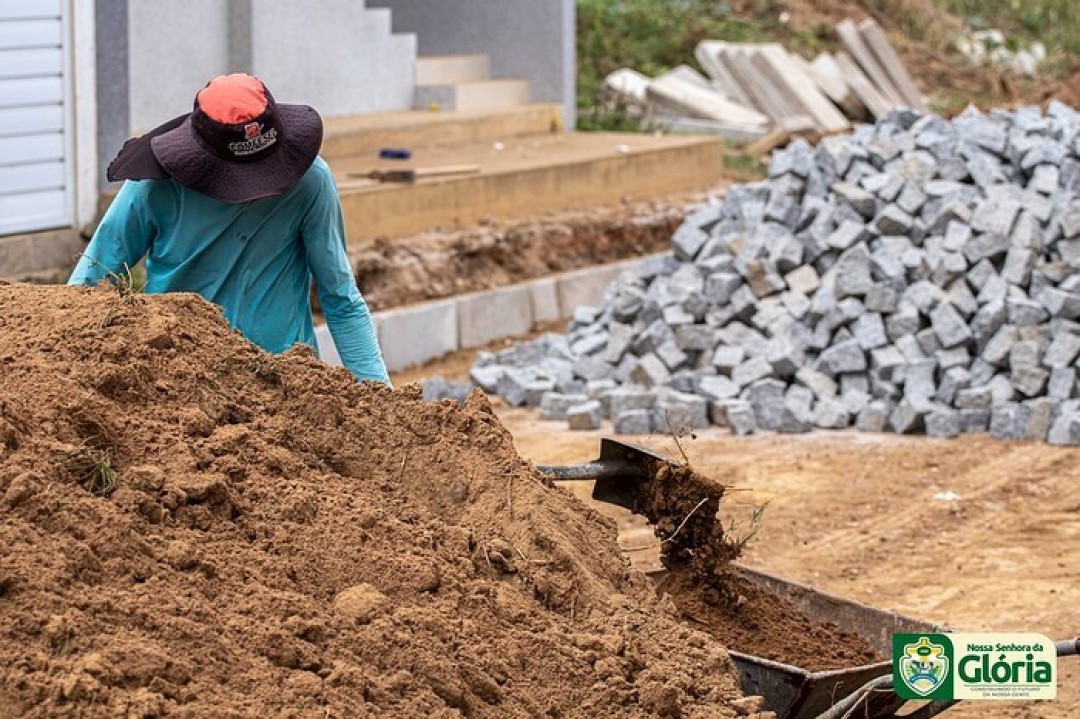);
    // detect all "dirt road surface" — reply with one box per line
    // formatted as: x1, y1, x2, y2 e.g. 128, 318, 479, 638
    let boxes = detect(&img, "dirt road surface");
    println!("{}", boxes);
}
394, 354, 1080, 718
